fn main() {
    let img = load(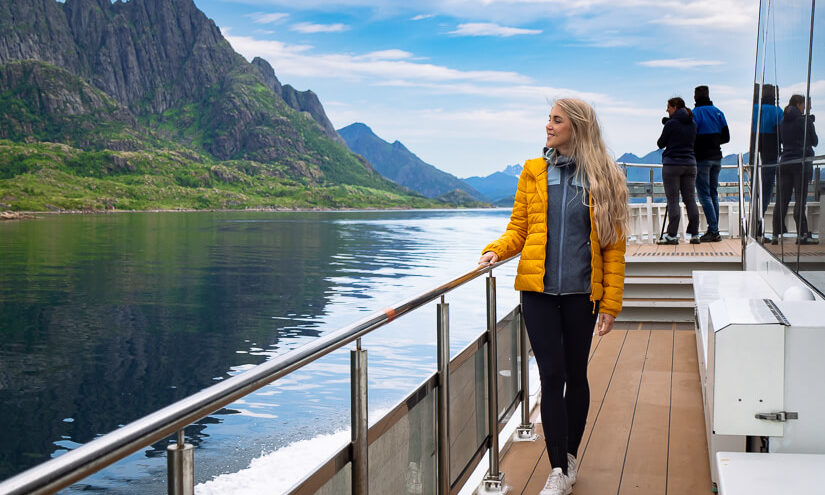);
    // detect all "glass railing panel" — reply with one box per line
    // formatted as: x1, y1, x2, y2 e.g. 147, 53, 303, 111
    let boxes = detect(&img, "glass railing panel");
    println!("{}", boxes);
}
448, 337, 488, 487
367, 383, 436, 495
797, 0, 825, 292
798, 160, 825, 294
314, 462, 351, 495
496, 307, 520, 421
756, 0, 811, 258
